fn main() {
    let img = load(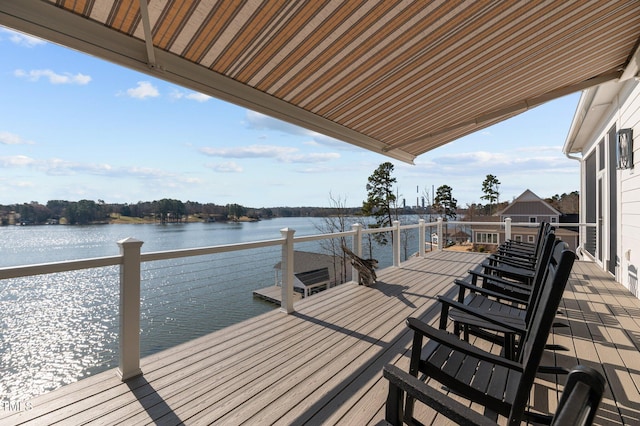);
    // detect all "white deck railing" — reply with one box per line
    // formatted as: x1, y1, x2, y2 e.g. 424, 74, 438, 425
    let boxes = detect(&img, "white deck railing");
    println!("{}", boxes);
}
0, 219, 592, 381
